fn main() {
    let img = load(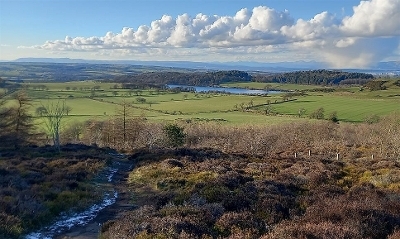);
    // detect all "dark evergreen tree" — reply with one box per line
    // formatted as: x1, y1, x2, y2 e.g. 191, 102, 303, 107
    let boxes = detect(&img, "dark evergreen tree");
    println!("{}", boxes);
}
0, 91, 37, 149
